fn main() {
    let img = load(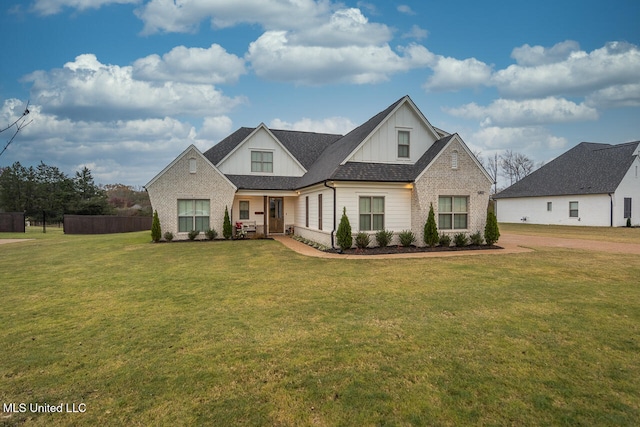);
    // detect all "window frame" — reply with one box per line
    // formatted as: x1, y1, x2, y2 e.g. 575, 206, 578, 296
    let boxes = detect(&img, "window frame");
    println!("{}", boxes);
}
189, 158, 197, 174
451, 150, 459, 169
624, 197, 632, 219
569, 201, 579, 218
305, 196, 309, 228
397, 130, 410, 159
359, 196, 385, 231
251, 150, 274, 173
178, 199, 210, 232
318, 194, 323, 231
239, 200, 250, 220
547, 202, 553, 212
438, 196, 468, 230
